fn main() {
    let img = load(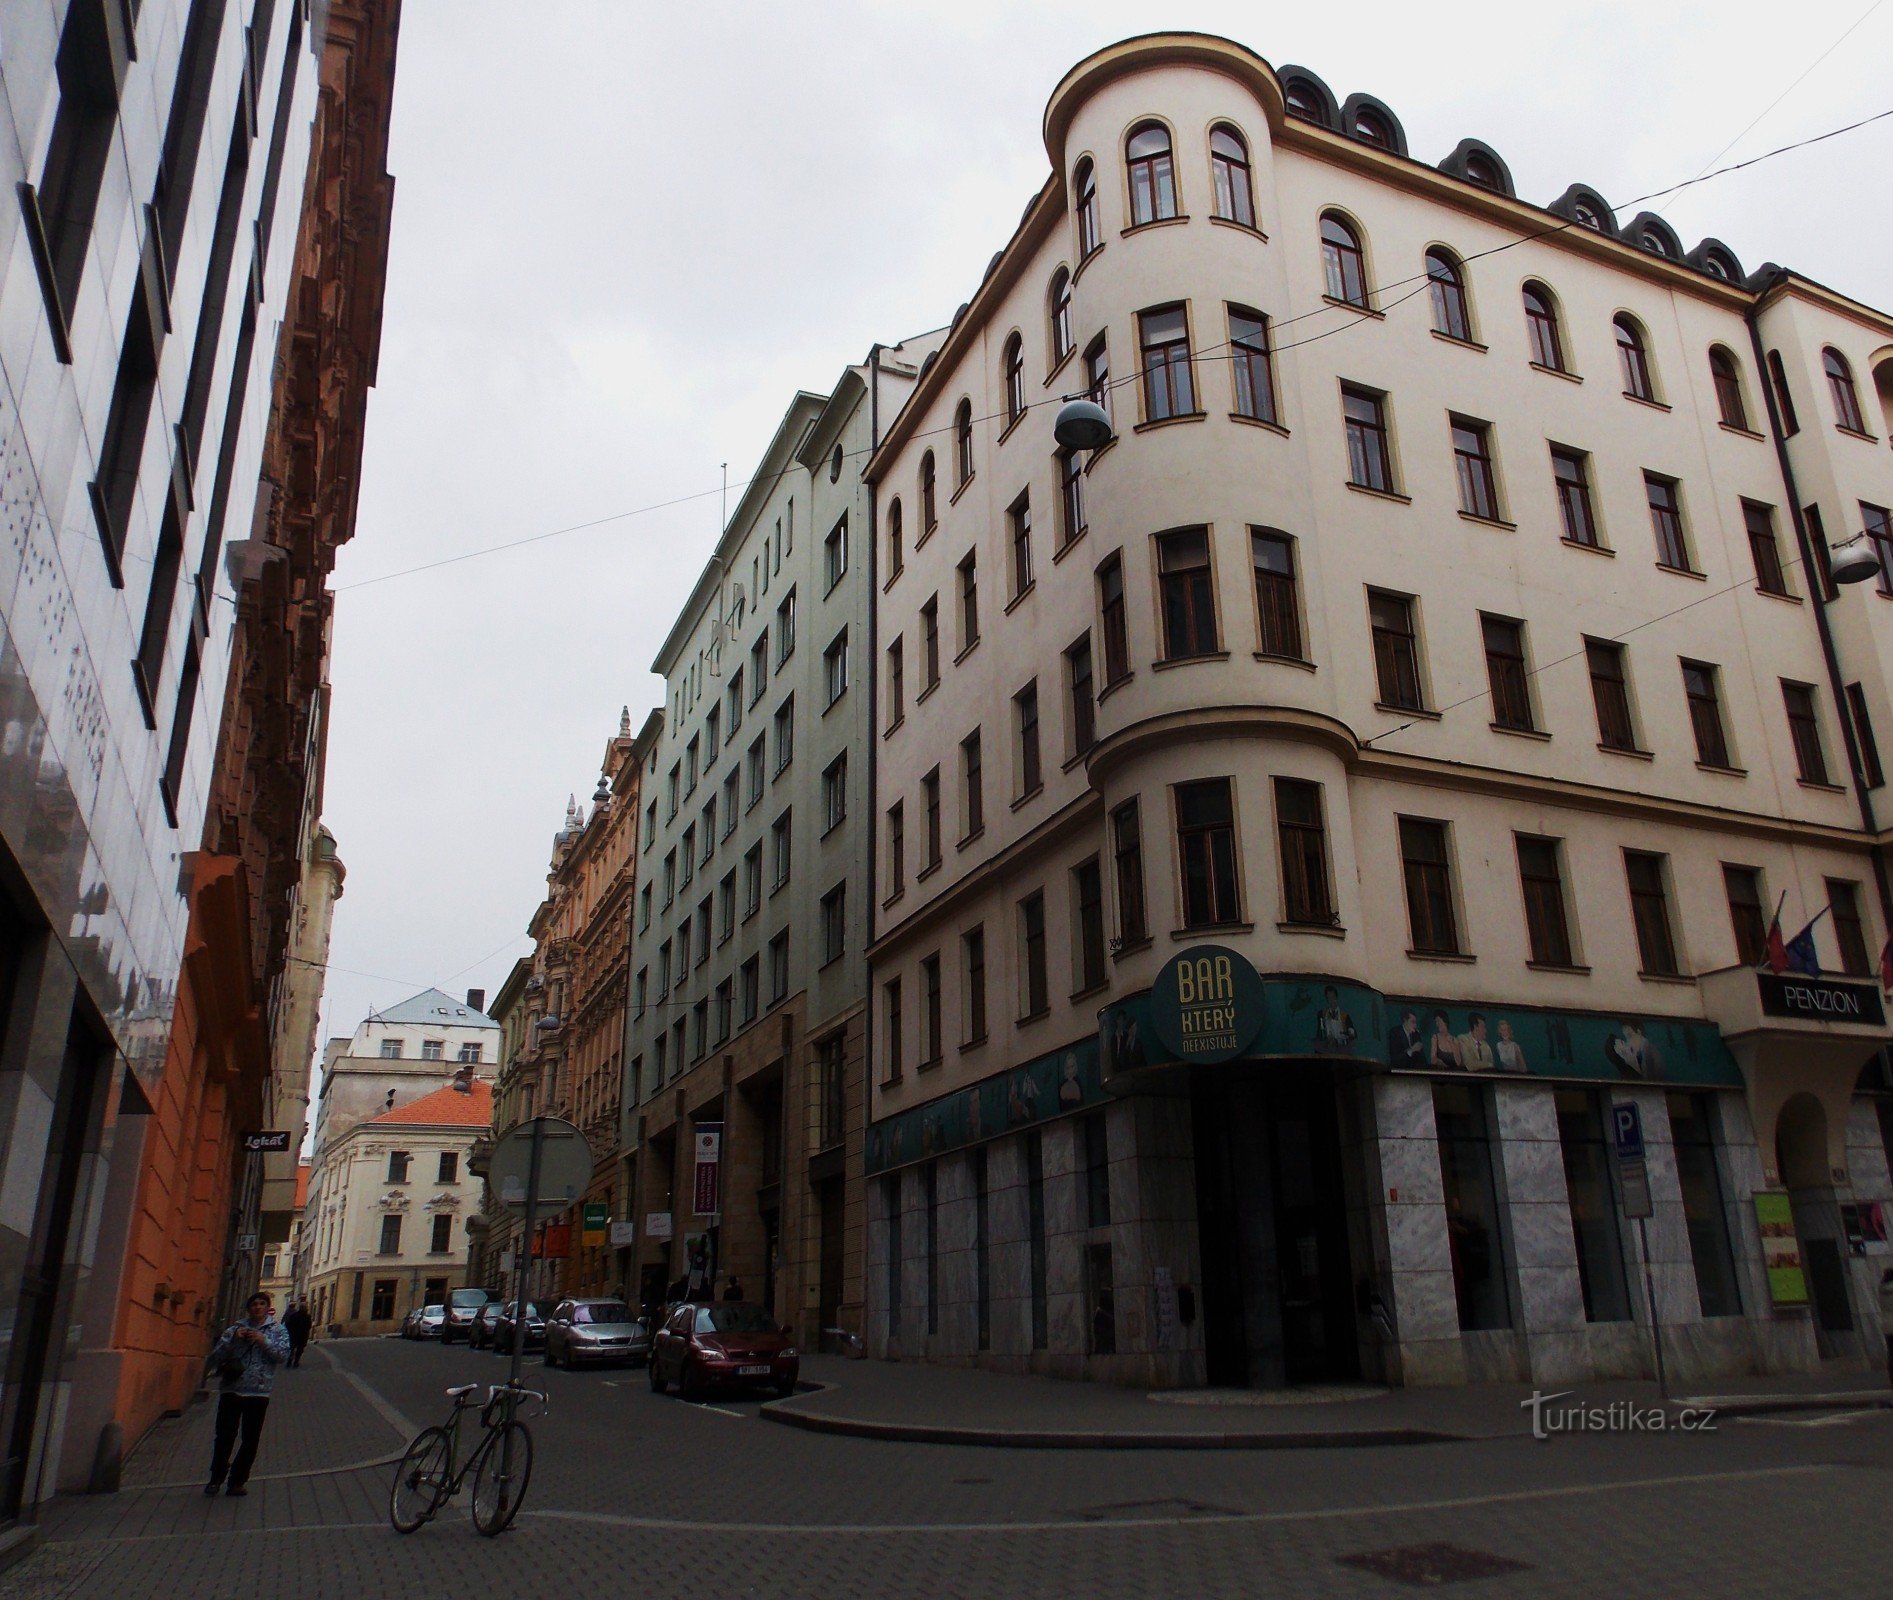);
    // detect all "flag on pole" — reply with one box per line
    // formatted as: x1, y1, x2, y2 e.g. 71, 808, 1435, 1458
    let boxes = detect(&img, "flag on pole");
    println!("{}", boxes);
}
1784, 904, 1830, 977
1763, 893, 1789, 974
